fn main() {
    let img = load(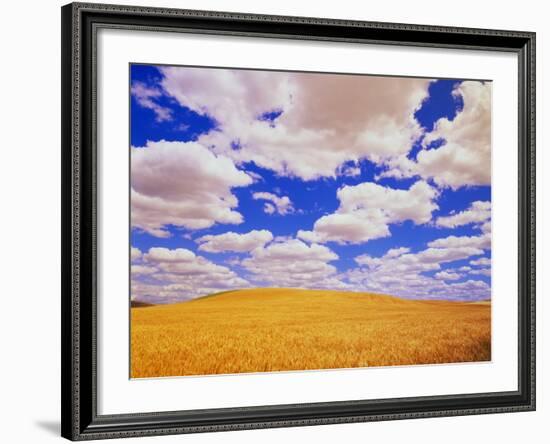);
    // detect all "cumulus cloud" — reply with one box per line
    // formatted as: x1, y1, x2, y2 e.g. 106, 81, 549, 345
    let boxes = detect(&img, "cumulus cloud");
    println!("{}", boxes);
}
129, 68, 493, 303
298, 209, 391, 245
427, 203, 491, 260
436, 201, 491, 228
349, 231, 490, 299
158, 66, 430, 180
469, 268, 491, 277
348, 243, 489, 300
376, 81, 492, 190
471, 257, 491, 267
252, 192, 294, 215
481, 221, 492, 234
273, 235, 293, 243
412, 246, 484, 266
434, 271, 461, 280
246, 170, 264, 182
131, 81, 172, 122
241, 239, 347, 289
197, 229, 273, 253
131, 247, 250, 301
428, 233, 490, 250
138, 67, 490, 189
384, 247, 411, 258
417, 81, 492, 189
263, 202, 276, 214
131, 265, 157, 275
356, 246, 482, 273
337, 180, 438, 223
131, 246, 142, 262
339, 164, 361, 177
298, 180, 438, 244
131, 140, 253, 237
355, 247, 411, 267
144, 247, 196, 263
